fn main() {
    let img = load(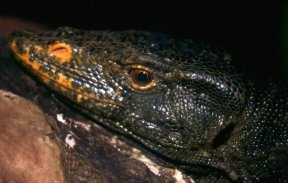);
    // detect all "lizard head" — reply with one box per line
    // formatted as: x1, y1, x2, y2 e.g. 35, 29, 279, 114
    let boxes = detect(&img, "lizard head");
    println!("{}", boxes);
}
9, 27, 247, 166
